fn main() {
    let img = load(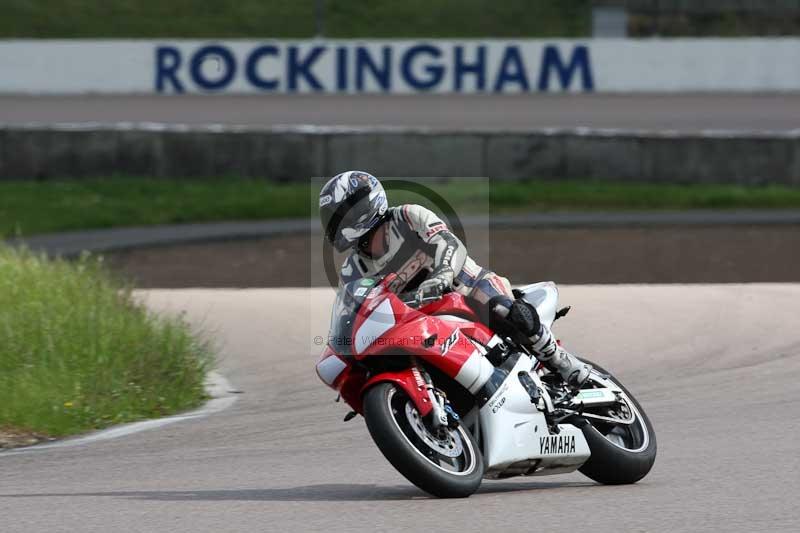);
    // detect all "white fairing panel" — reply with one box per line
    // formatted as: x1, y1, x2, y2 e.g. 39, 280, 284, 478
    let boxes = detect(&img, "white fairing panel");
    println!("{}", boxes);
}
480, 355, 546, 471
479, 353, 591, 477
517, 281, 559, 329
354, 298, 396, 354
433, 314, 473, 323
454, 350, 496, 394
316, 355, 347, 386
